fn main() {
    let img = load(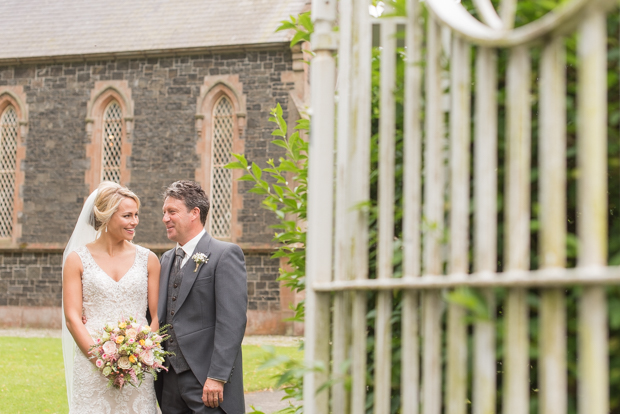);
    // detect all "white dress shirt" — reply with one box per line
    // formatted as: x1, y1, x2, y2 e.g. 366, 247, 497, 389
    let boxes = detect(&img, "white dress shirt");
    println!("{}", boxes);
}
177, 229, 205, 268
